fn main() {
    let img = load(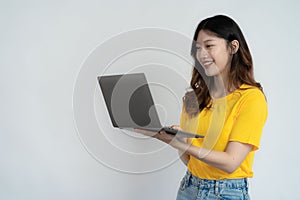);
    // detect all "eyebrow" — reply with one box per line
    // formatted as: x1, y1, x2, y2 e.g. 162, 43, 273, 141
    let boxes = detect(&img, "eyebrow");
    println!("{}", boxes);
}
203, 39, 215, 43
196, 39, 216, 45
